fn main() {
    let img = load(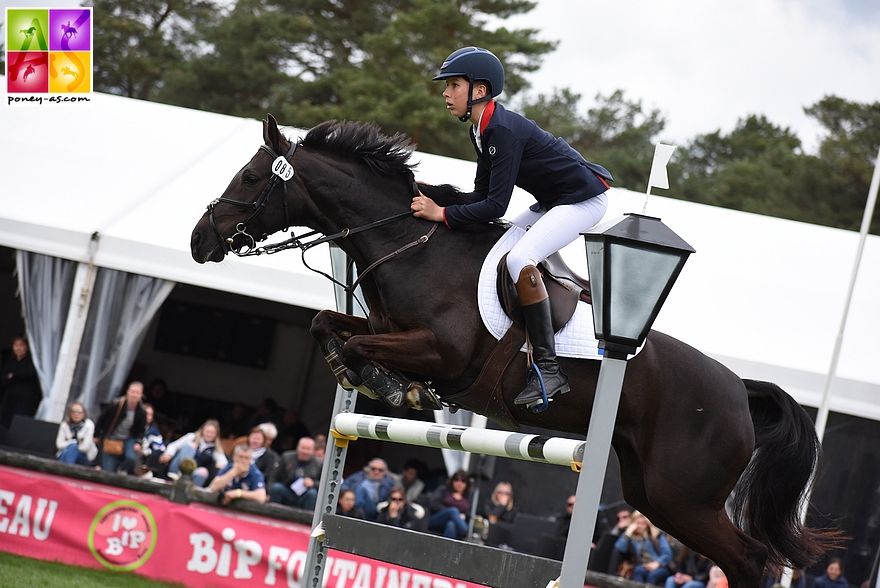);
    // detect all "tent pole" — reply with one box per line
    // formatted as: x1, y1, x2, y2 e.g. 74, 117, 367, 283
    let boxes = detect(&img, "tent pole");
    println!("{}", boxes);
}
44, 233, 100, 422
